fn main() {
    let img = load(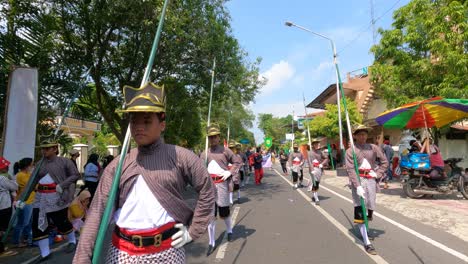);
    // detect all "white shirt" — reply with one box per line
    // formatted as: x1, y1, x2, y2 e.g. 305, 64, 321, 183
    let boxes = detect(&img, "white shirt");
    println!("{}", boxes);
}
114, 175, 174, 230
39, 173, 55, 184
